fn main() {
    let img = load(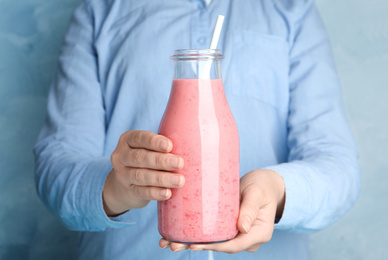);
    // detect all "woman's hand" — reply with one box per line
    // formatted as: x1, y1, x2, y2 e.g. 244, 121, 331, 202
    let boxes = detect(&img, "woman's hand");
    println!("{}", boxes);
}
103, 130, 185, 216
159, 169, 285, 253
